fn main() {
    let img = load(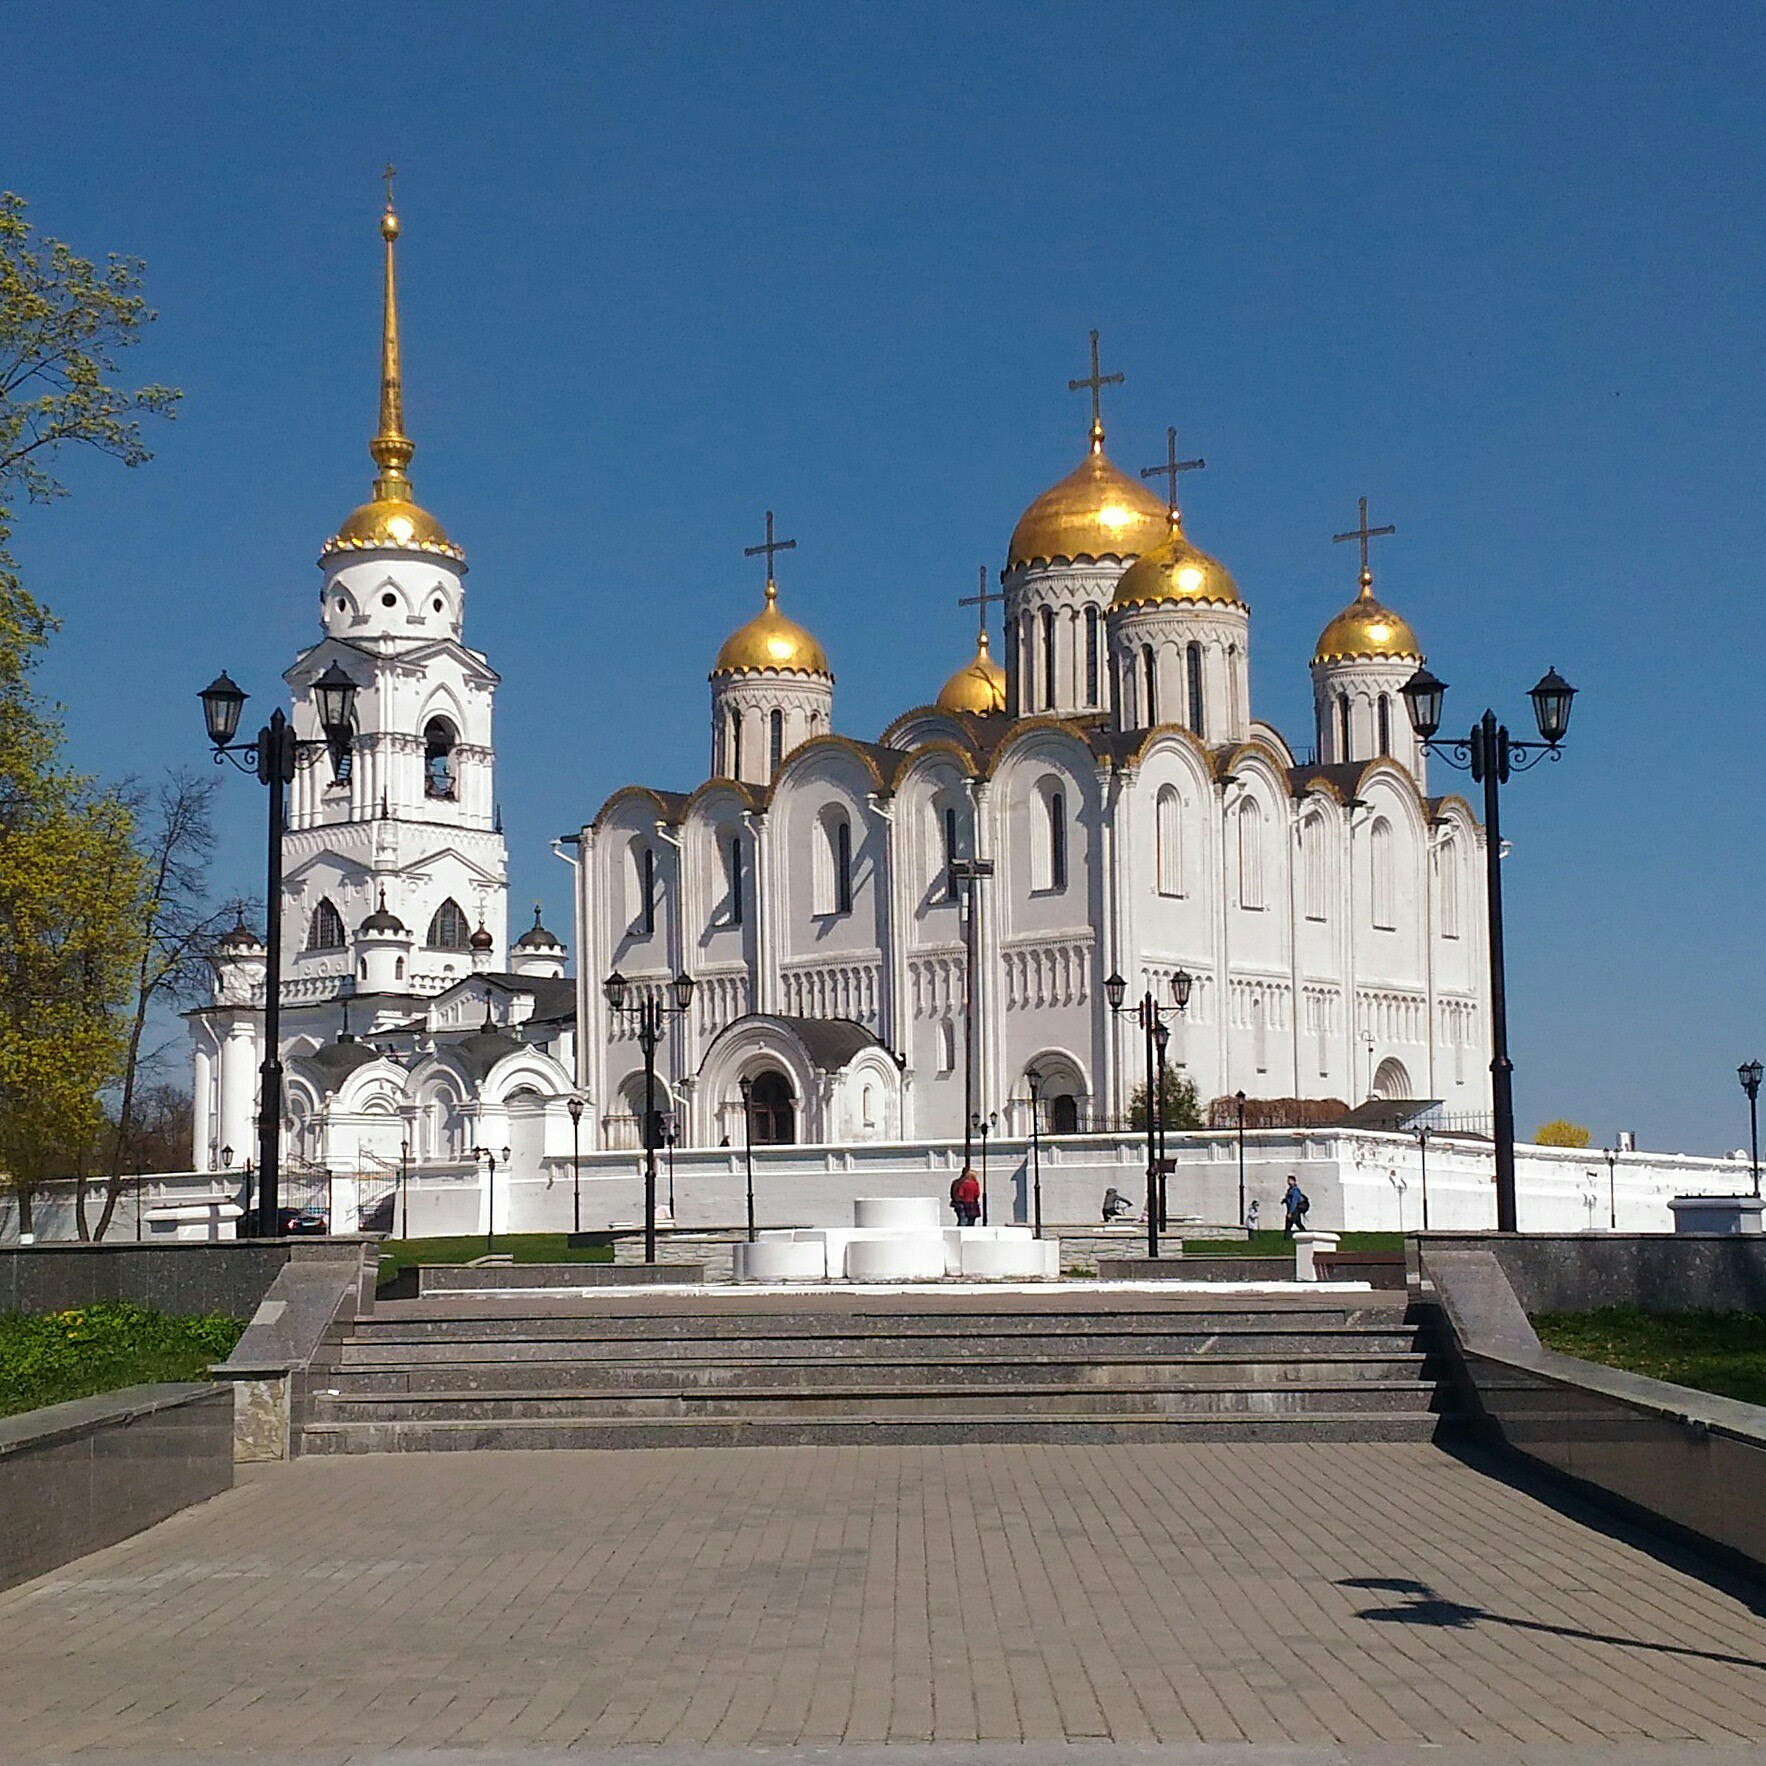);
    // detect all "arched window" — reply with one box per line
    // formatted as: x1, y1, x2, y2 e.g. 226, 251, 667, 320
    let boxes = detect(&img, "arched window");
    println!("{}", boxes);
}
1004, 615, 1019, 704
426, 898, 470, 950
937, 1020, 957, 1074
1040, 607, 1058, 710
1186, 643, 1205, 738
815, 810, 853, 916
769, 709, 784, 776
1338, 693, 1352, 760
1370, 817, 1396, 929
1237, 797, 1265, 911
636, 843, 656, 936
835, 818, 853, 913
1084, 606, 1100, 705
941, 804, 959, 901
724, 834, 744, 928
729, 708, 744, 780
1302, 813, 1328, 922
424, 718, 457, 800
307, 898, 346, 951
747, 1069, 795, 1145
1143, 644, 1158, 726
1033, 786, 1068, 892
1437, 834, 1460, 939
1155, 786, 1183, 897
1377, 693, 1392, 757
1315, 699, 1327, 762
